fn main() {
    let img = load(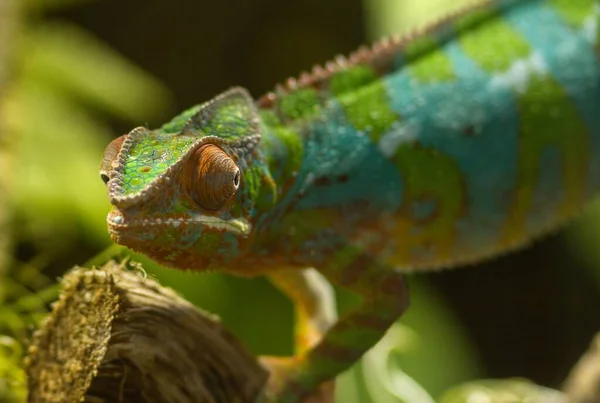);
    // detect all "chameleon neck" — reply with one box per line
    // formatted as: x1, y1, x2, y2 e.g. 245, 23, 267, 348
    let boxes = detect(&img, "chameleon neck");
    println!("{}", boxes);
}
258, 109, 306, 201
